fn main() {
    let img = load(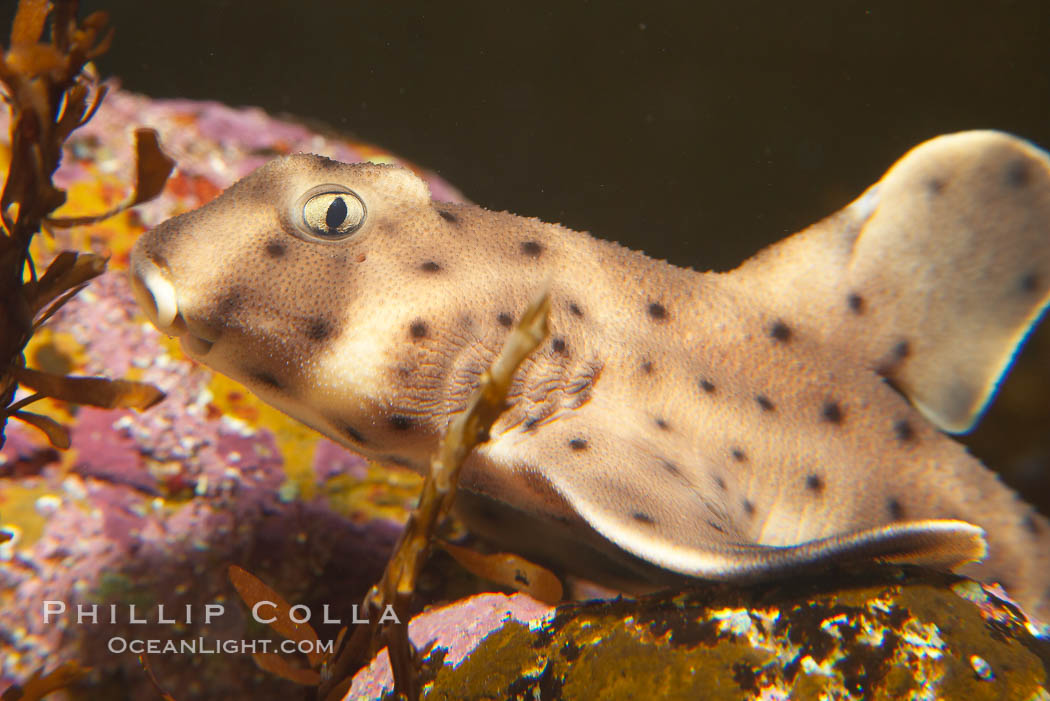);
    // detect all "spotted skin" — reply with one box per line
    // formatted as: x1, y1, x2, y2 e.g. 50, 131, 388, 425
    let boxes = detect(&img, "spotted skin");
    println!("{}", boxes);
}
130, 131, 1050, 617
